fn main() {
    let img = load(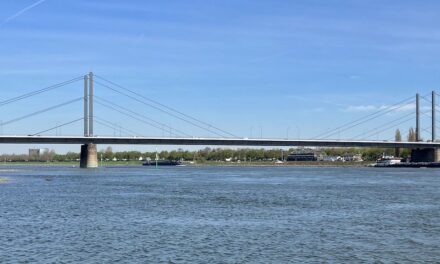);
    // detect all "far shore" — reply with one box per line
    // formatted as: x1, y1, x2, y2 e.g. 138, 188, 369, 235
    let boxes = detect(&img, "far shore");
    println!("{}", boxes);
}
0, 161, 371, 167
